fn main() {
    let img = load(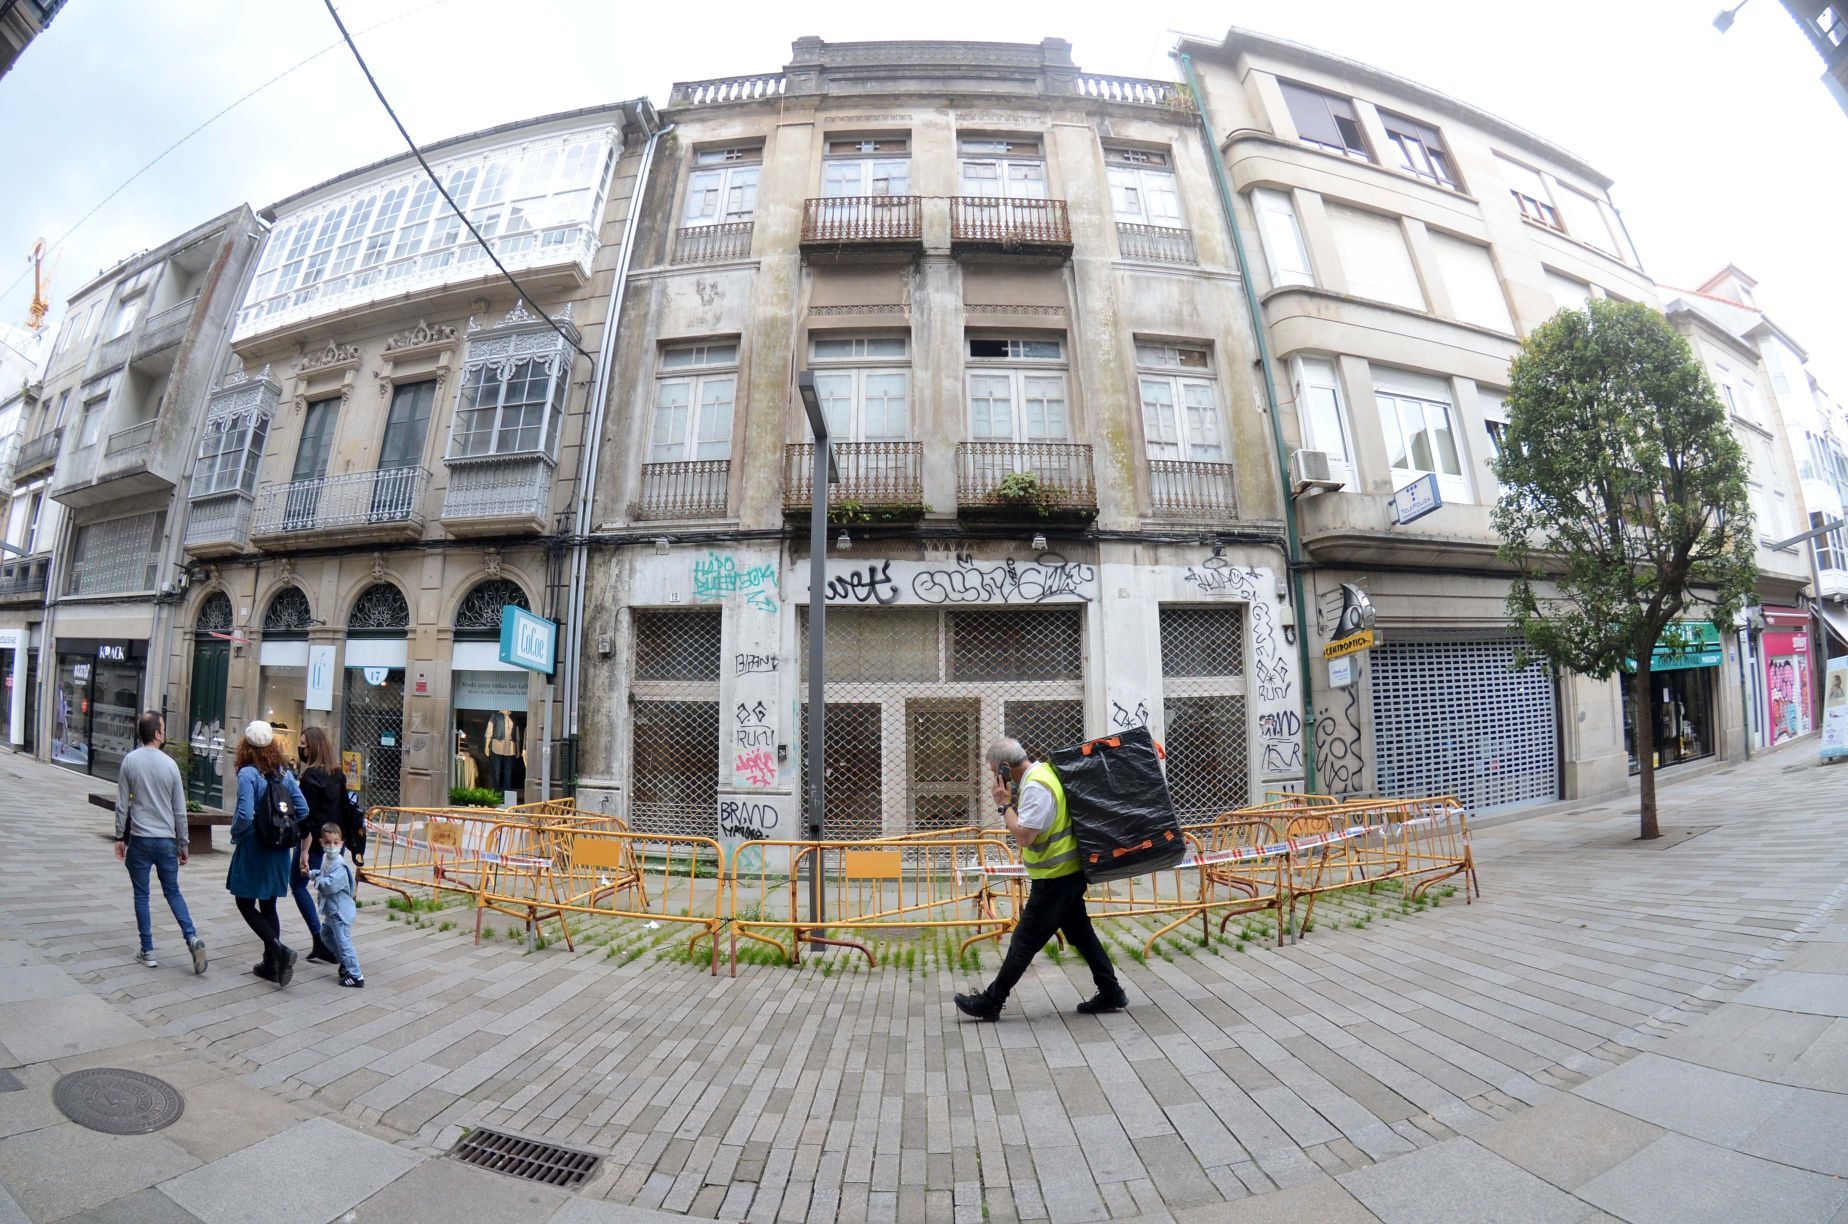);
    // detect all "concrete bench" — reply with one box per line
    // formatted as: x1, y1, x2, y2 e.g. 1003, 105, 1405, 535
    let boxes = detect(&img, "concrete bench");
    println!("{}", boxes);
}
88, 793, 231, 856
